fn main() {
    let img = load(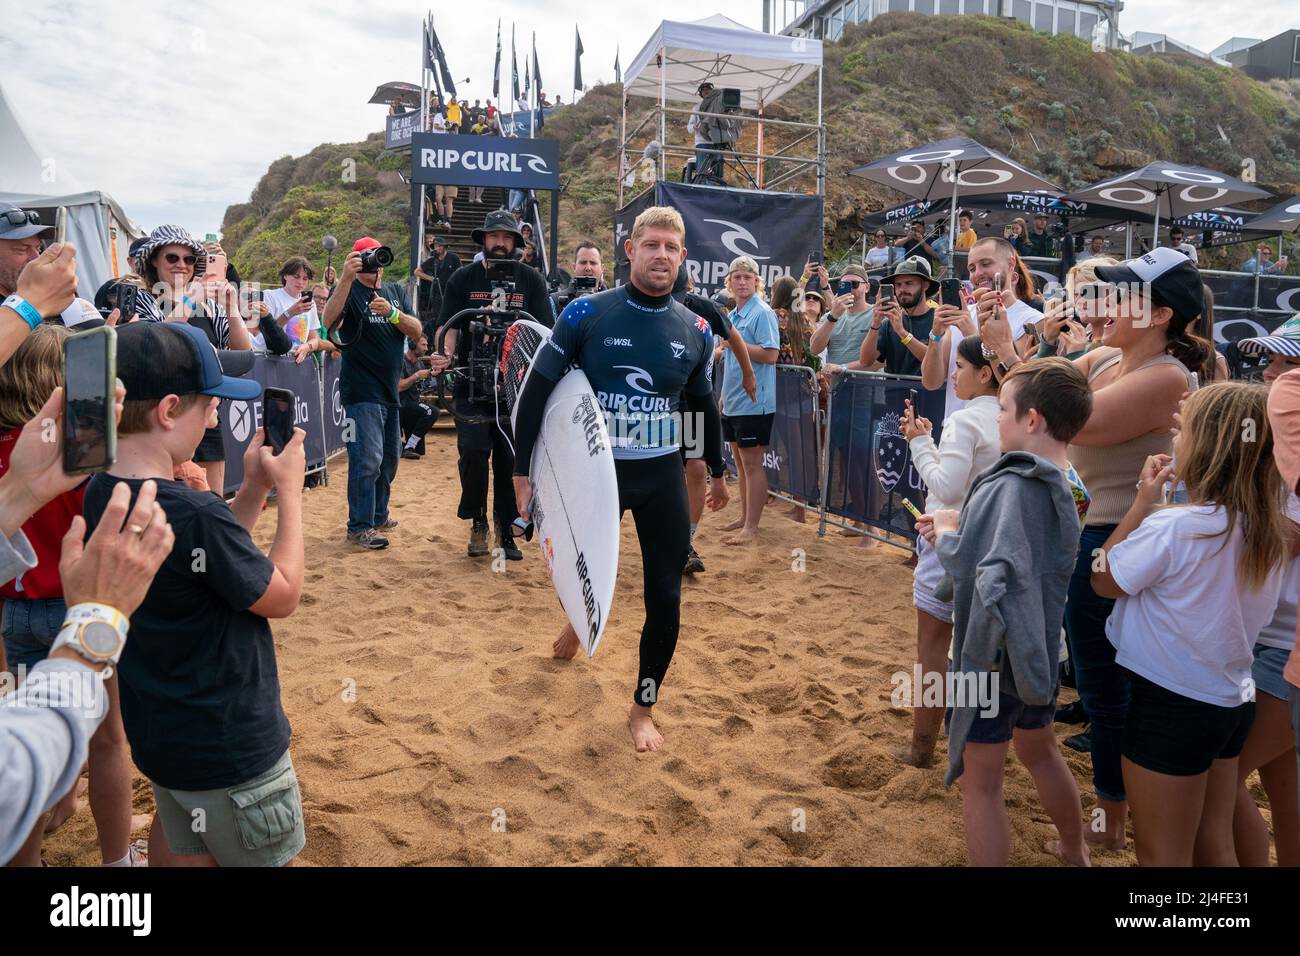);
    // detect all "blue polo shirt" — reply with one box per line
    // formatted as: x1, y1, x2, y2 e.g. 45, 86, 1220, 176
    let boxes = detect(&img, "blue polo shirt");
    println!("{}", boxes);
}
722, 295, 779, 416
